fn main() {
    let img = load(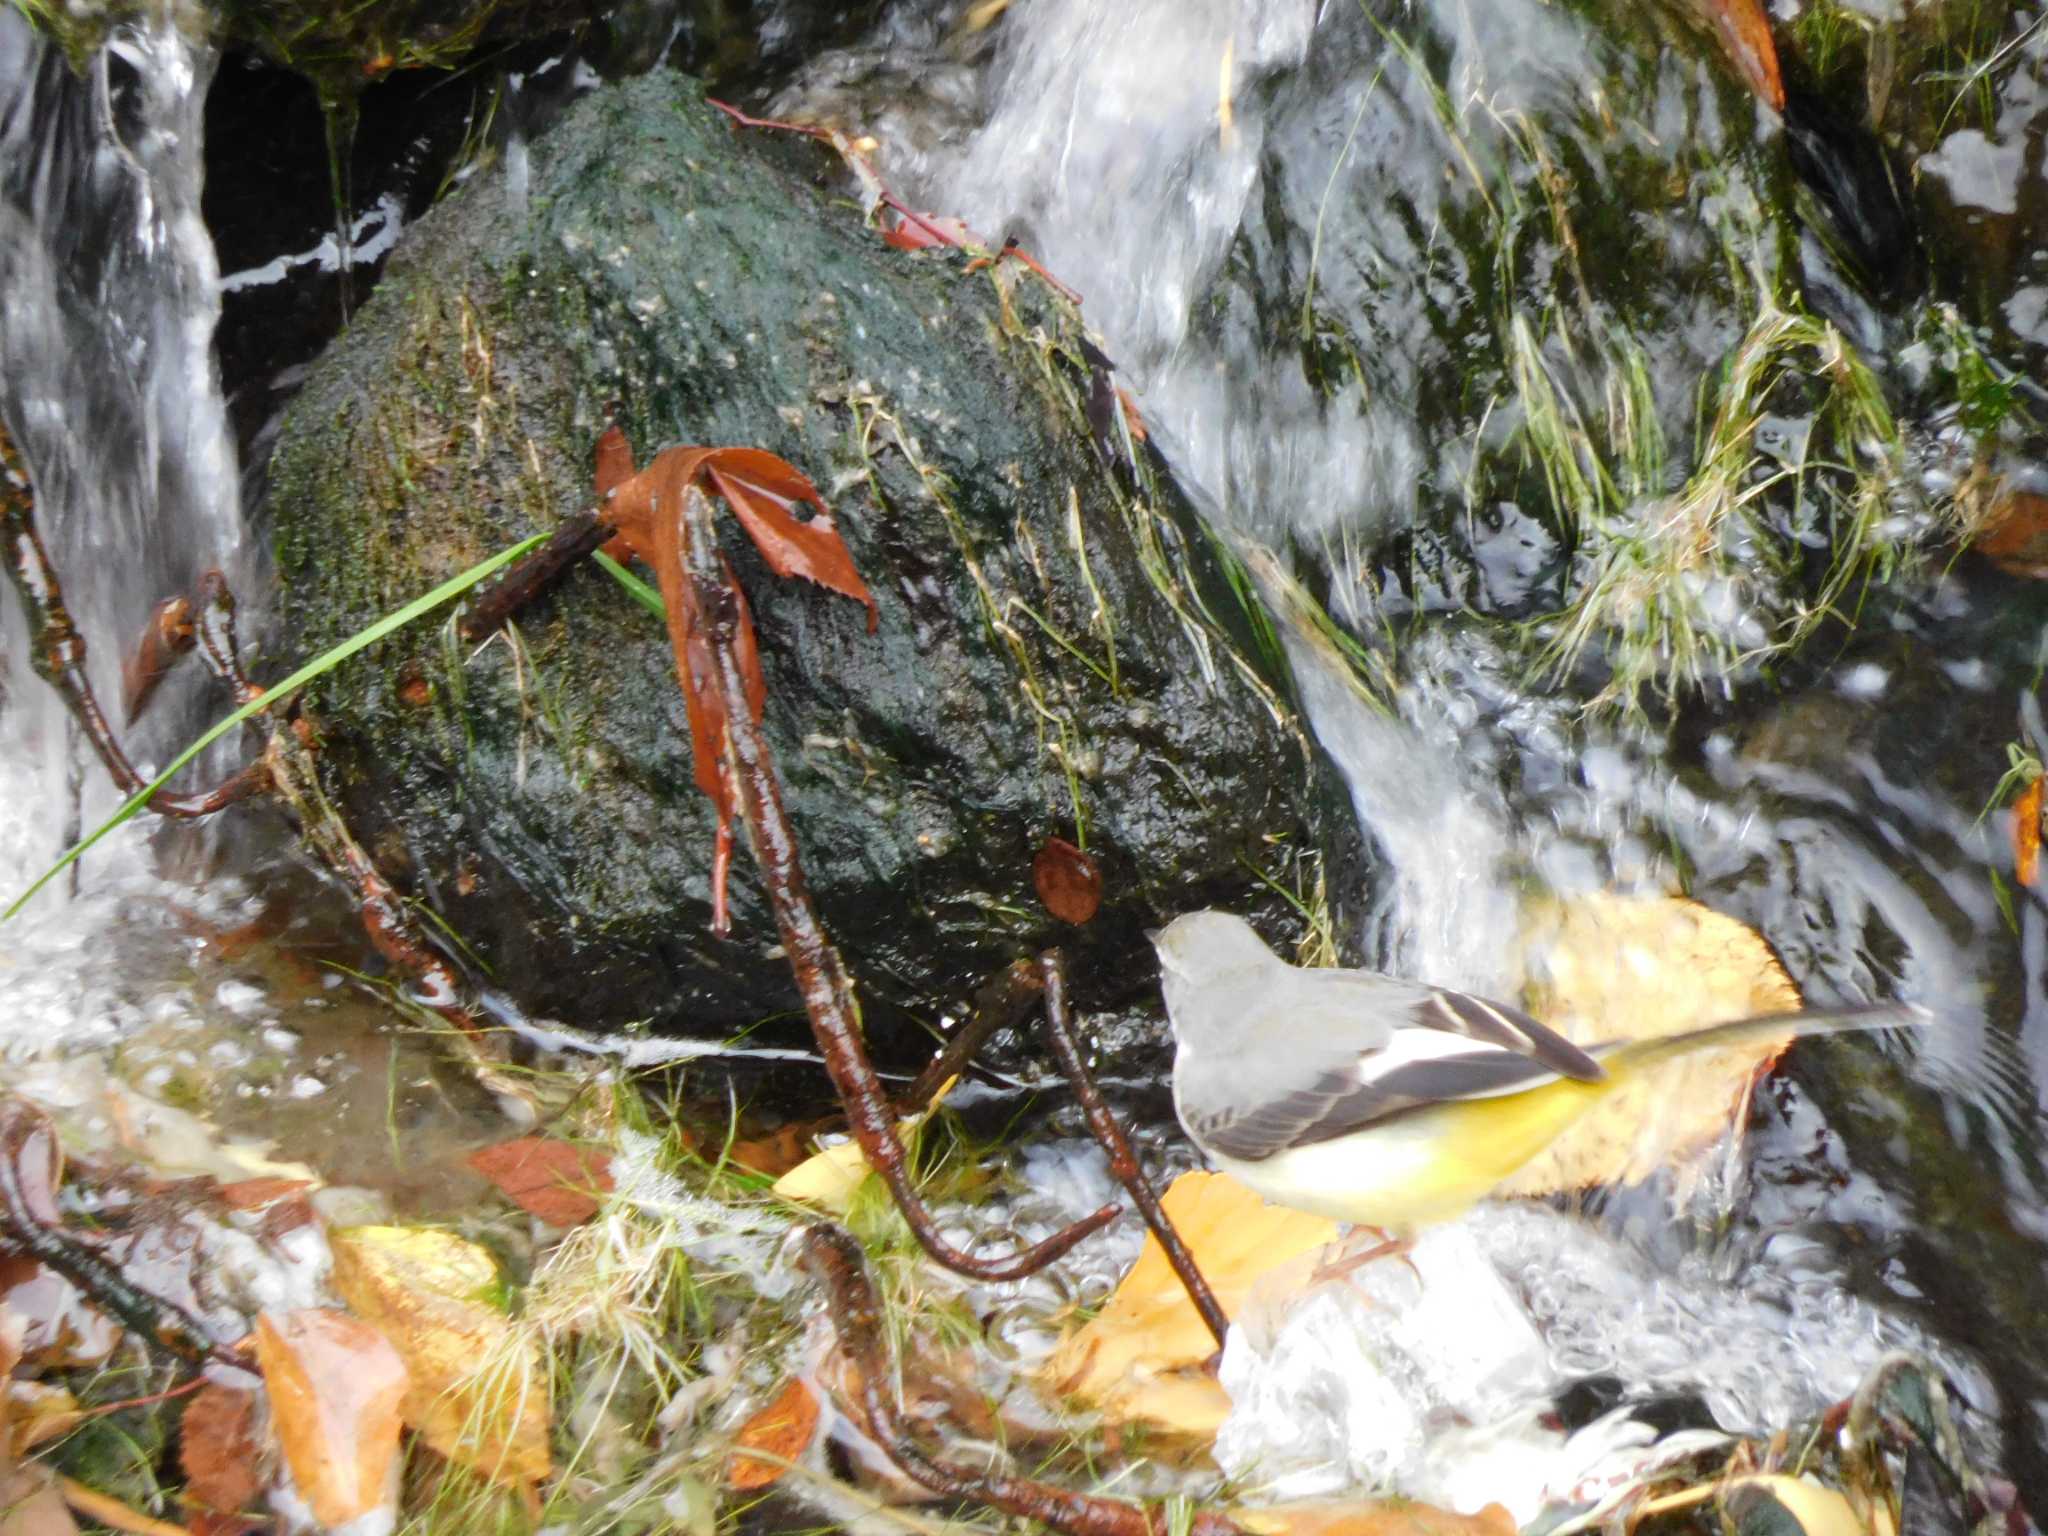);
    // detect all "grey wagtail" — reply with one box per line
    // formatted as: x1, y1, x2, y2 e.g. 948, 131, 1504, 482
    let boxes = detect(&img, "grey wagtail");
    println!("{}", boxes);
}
1151, 910, 1926, 1229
